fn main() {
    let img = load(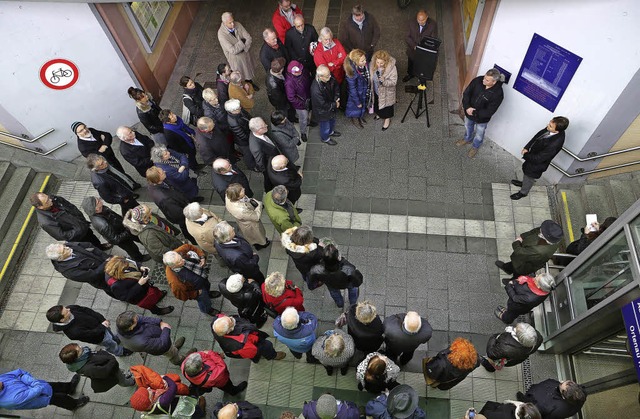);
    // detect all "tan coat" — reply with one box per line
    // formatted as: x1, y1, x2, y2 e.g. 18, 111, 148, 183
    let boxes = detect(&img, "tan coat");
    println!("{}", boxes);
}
185, 209, 222, 254
225, 197, 267, 246
370, 56, 398, 110
218, 21, 256, 81
228, 83, 255, 112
